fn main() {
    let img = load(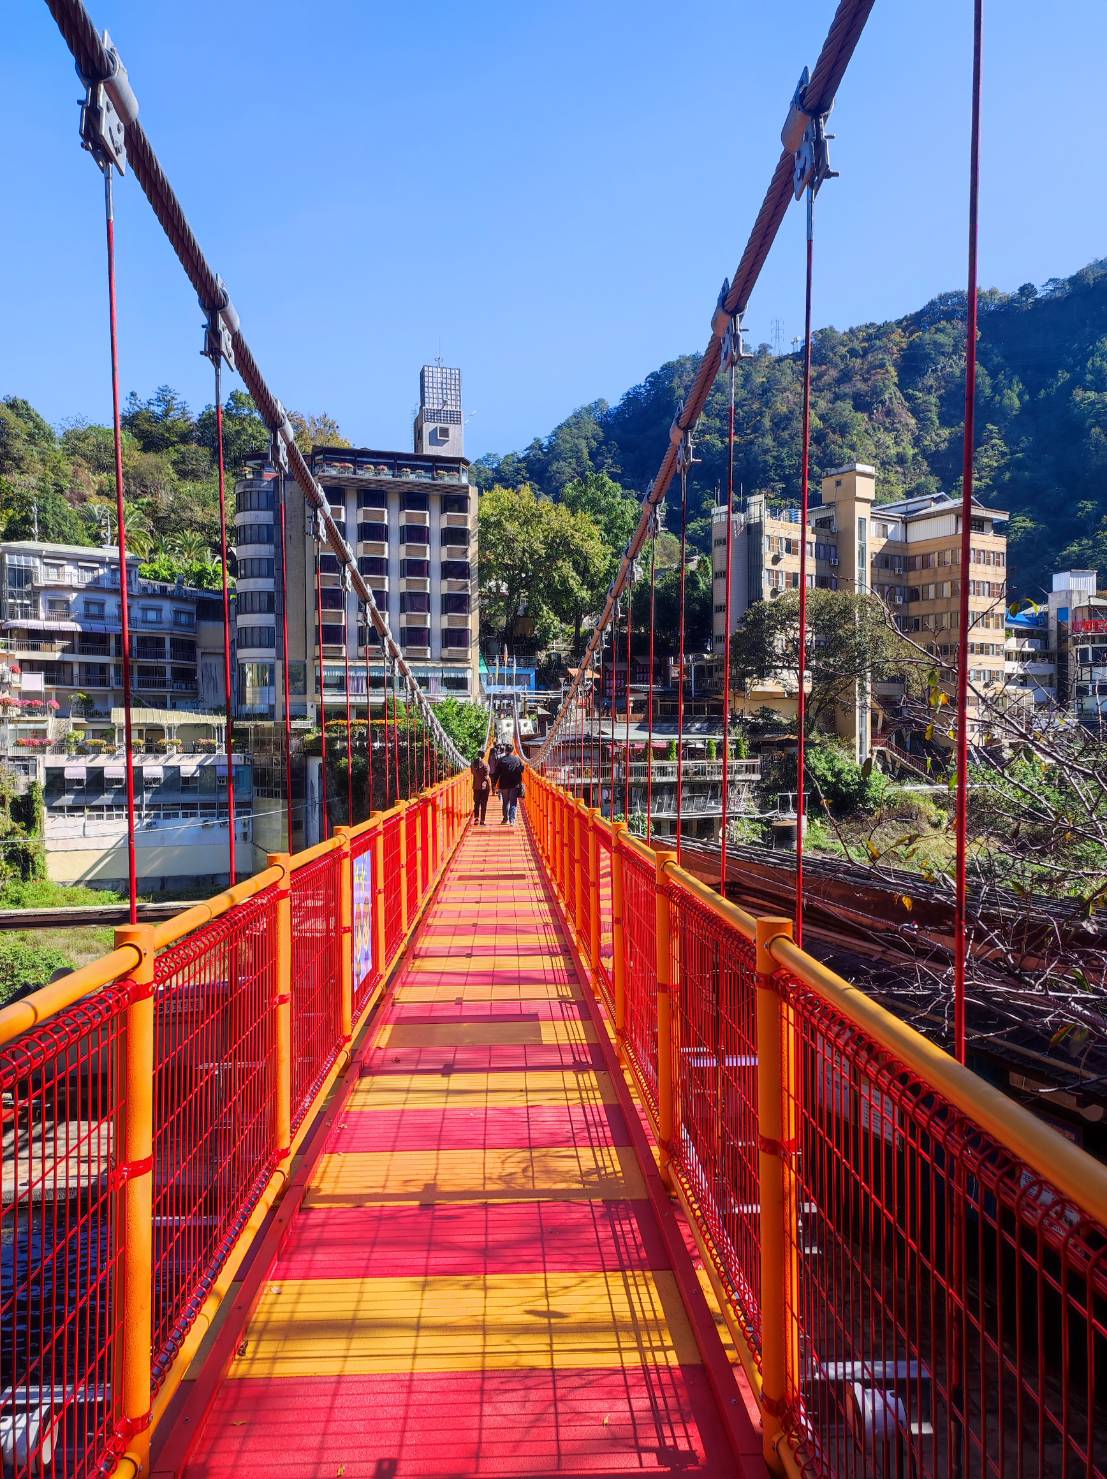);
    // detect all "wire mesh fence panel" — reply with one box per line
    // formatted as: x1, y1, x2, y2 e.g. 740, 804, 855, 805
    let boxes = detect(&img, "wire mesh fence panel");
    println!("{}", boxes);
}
0, 983, 130, 1479
350, 828, 379, 1017
151, 886, 279, 1388
778, 970, 1107, 1479
405, 807, 420, 923
289, 851, 344, 1130
382, 813, 404, 965
668, 885, 763, 1364
621, 843, 659, 1118
595, 827, 615, 1017
575, 812, 593, 947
